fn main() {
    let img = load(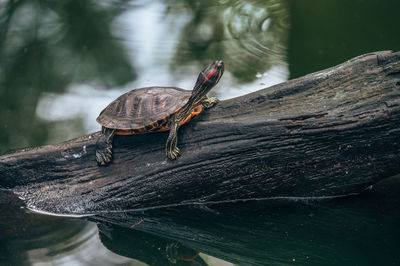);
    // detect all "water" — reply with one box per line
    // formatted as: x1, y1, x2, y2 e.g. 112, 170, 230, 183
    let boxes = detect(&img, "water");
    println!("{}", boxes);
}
1, 0, 400, 265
